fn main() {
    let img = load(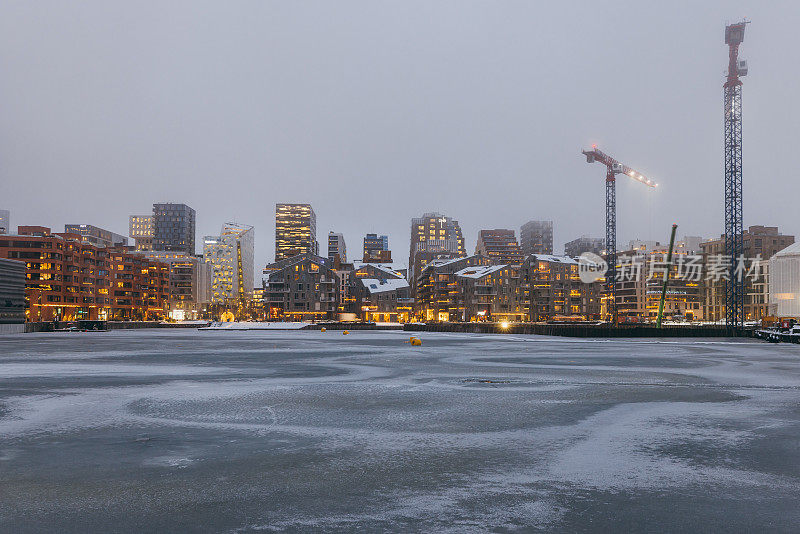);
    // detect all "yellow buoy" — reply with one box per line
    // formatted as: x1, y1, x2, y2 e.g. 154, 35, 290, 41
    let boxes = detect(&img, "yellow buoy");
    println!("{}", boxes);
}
343, 330, 349, 335
321, 327, 327, 332
411, 337, 422, 346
